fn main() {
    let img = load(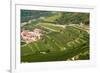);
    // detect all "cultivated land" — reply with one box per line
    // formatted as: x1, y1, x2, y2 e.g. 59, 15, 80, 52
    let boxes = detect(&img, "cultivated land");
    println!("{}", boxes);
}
21, 10, 89, 63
